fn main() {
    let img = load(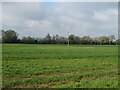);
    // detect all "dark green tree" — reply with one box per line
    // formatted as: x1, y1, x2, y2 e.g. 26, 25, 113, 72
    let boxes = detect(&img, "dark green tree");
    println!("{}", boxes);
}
45, 33, 51, 44
2, 30, 18, 43
69, 34, 75, 44
21, 36, 37, 44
